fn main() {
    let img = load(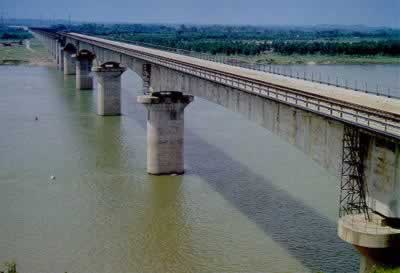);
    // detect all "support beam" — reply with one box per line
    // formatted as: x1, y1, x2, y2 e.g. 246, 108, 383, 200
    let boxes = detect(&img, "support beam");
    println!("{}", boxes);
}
137, 91, 194, 175
92, 62, 126, 116
73, 51, 95, 90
